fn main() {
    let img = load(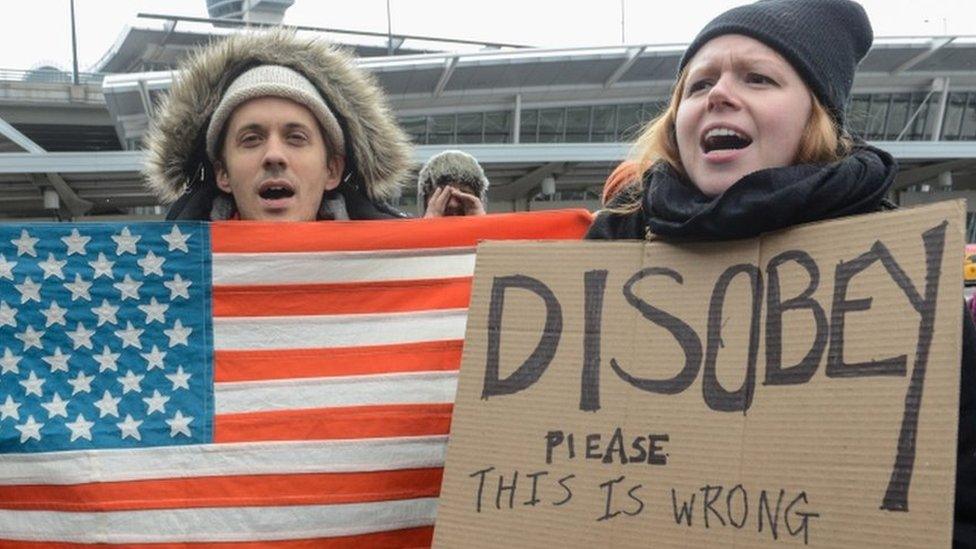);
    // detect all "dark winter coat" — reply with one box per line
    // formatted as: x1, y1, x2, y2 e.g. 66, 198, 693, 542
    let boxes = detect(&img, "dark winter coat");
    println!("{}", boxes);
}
586, 165, 976, 548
